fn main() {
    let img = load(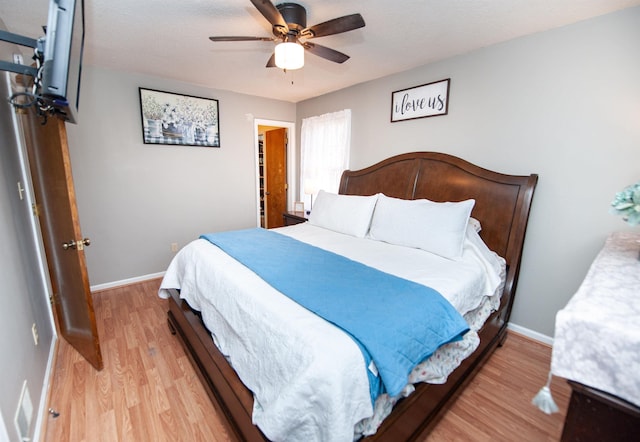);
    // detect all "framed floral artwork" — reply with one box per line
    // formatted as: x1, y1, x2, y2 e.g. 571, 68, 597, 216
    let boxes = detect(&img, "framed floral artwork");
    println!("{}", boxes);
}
138, 87, 220, 147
